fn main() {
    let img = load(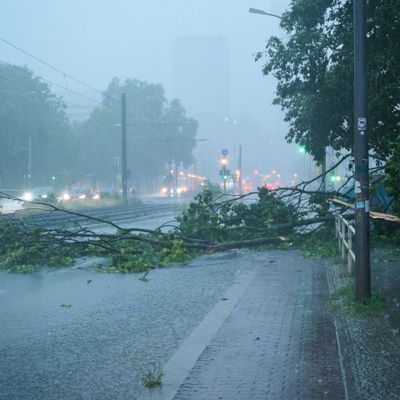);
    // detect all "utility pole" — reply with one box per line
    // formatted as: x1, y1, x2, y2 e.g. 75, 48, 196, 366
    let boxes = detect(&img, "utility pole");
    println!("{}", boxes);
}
28, 136, 32, 190
321, 147, 326, 192
354, 0, 370, 301
121, 93, 128, 201
175, 161, 178, 197
238, 145, 242, 195
193, 158, 197, 192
